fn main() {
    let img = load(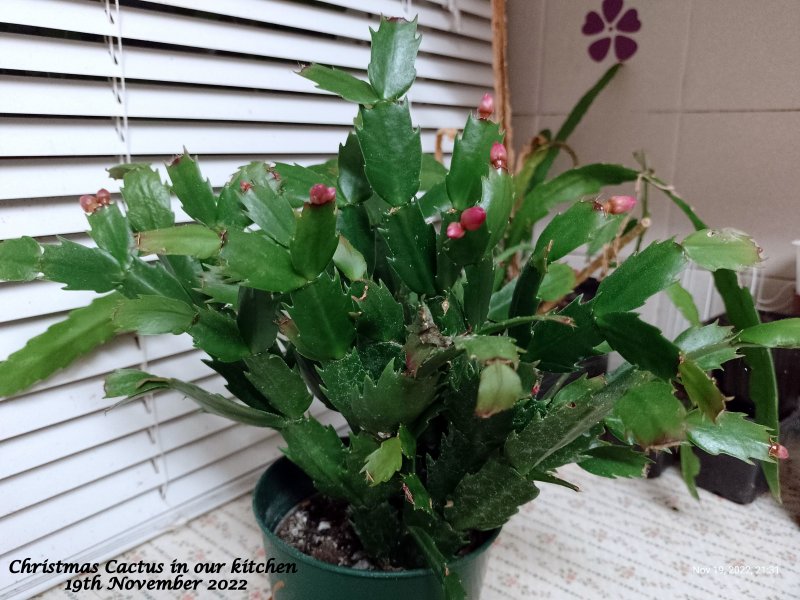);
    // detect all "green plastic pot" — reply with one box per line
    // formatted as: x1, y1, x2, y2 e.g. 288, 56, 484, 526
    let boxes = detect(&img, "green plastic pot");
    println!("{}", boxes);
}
252, 456, 498, 599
